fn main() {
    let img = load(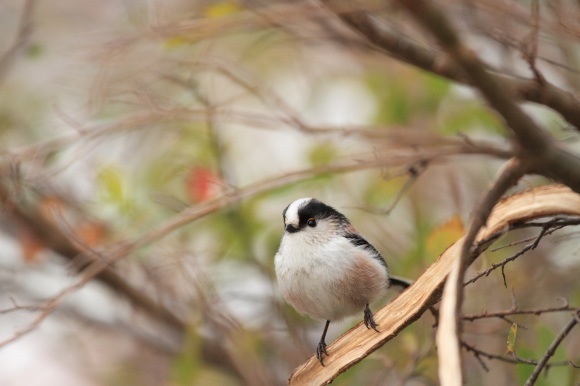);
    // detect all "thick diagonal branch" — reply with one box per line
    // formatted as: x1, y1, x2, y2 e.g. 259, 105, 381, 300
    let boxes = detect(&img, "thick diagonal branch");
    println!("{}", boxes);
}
436, 158, 525, 385
288, 185, 580, 385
